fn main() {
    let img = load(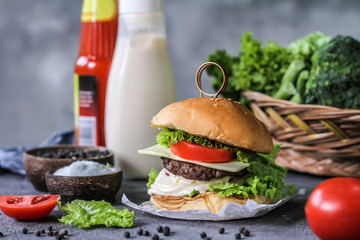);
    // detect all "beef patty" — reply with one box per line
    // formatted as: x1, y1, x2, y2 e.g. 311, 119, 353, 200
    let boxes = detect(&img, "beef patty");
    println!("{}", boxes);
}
162, 157, 247, 181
